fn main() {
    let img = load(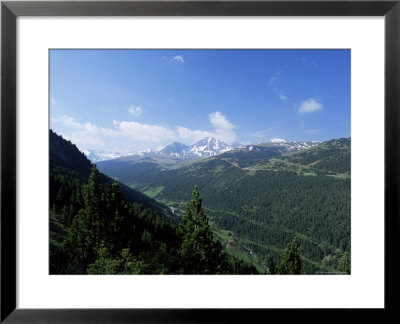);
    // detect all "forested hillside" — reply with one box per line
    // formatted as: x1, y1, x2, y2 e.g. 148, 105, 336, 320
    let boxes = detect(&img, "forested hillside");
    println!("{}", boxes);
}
49, 130, 259, 274
99, 138, 351, 274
